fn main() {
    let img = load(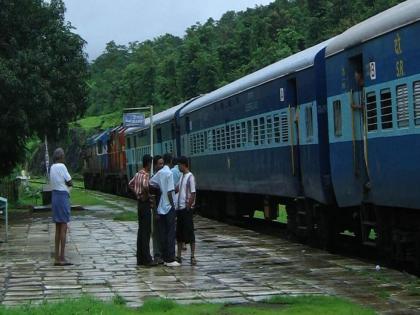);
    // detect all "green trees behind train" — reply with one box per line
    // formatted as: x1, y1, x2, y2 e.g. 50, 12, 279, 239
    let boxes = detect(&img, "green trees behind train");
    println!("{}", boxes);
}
0, 0, 89, 176
86, 0, 404, 117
